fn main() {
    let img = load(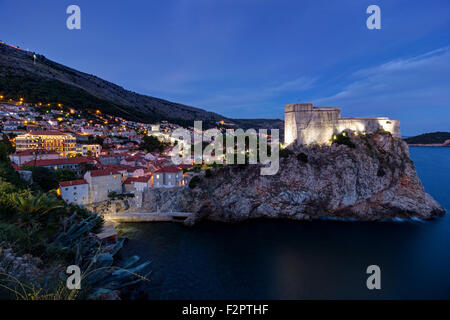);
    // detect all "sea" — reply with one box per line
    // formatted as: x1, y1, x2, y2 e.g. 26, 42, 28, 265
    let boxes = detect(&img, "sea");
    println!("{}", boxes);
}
119, 146, 450, 299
